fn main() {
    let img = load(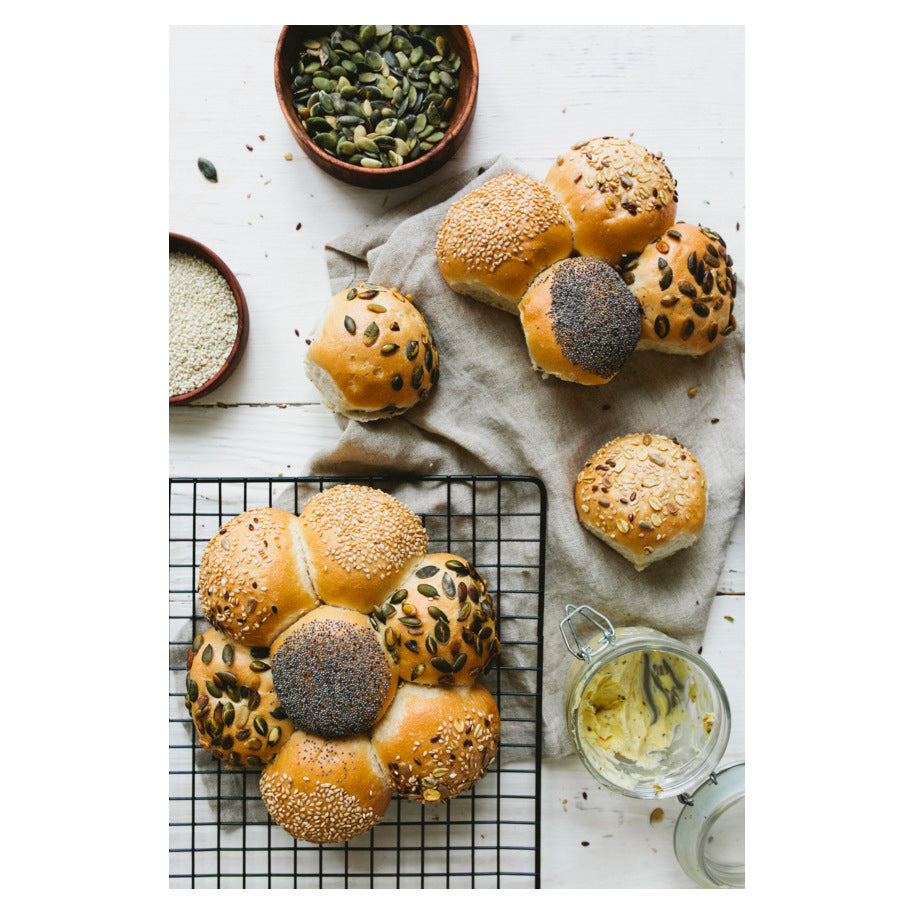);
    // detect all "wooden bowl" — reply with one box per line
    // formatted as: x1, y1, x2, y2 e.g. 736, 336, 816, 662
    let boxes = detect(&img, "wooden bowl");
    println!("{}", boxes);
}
274, 26, 479, 189
169, 232, 250, 405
